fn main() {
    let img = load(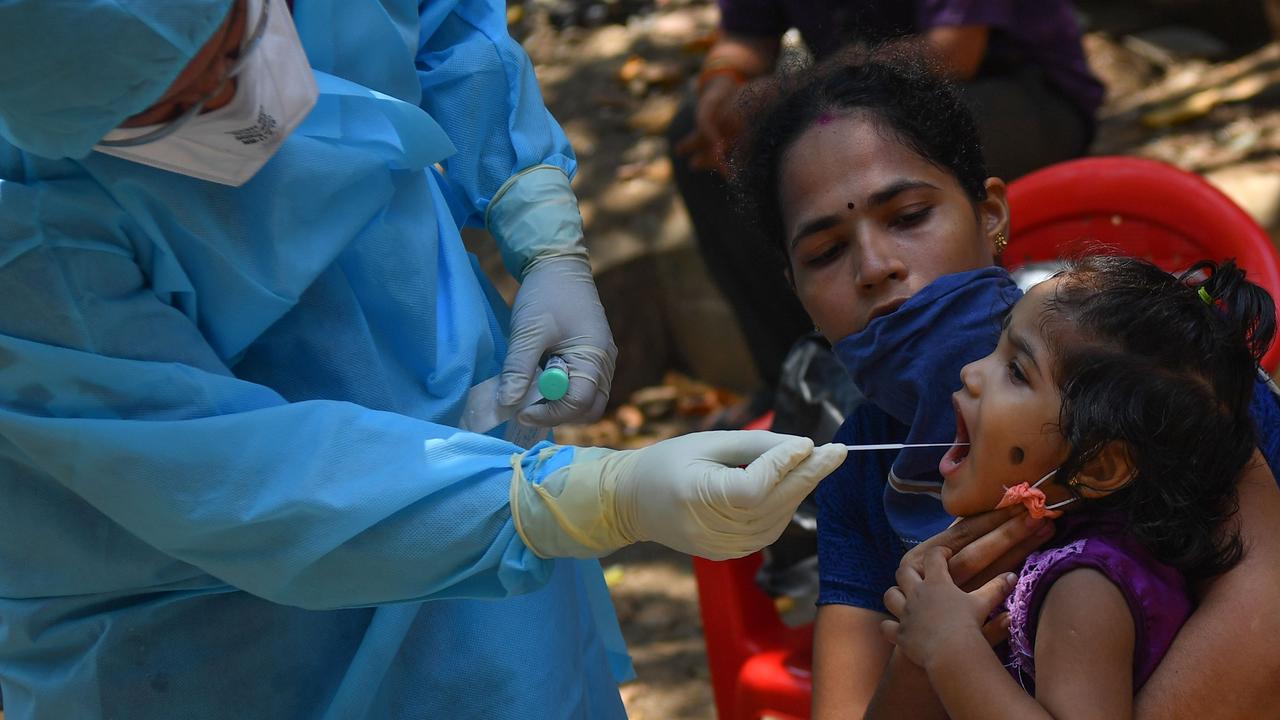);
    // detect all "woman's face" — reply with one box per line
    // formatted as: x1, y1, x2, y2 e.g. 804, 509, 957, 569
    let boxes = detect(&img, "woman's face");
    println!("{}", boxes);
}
779, 112, 1009, 342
